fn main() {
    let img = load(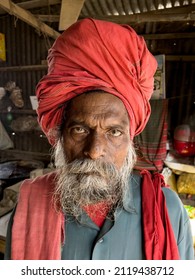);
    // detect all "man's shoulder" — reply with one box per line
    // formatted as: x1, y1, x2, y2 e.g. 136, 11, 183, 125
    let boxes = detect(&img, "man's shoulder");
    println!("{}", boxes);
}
20, 170, 57, 192
130, 171, 185, 212
130, 171, 142, 187
162, 187, 185, 213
